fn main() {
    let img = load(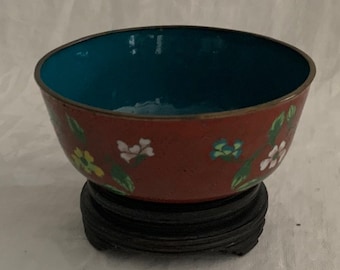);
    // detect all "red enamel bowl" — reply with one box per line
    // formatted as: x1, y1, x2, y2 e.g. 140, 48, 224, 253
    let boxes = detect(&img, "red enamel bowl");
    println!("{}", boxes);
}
35, 26, 315, 203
